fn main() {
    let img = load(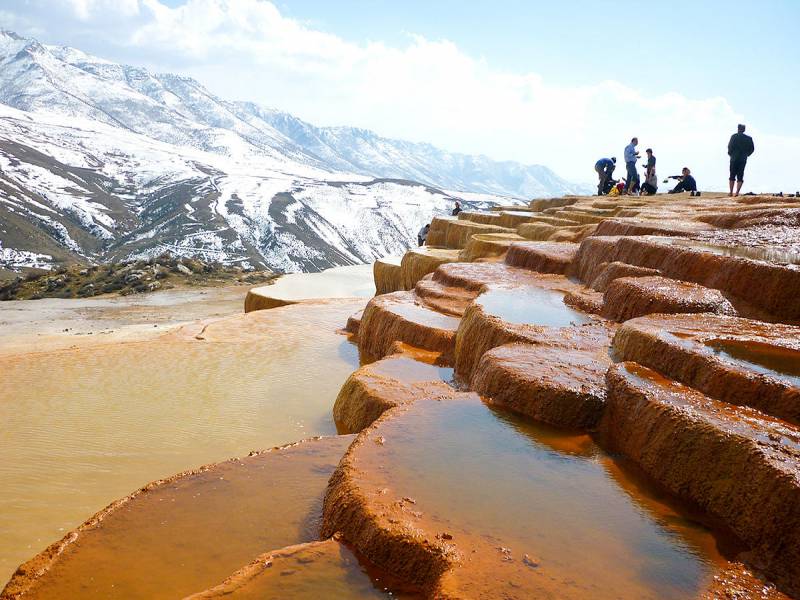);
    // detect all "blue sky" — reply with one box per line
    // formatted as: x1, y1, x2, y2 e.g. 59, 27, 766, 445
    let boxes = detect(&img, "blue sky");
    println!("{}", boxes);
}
2, 0, 799, 190
268, 0, 800, 136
